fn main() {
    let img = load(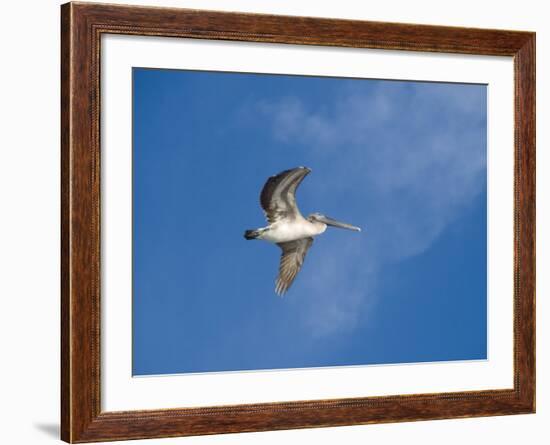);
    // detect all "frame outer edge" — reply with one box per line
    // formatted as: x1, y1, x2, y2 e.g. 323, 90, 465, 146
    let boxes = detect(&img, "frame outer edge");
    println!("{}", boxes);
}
60, 2, 72, 442
515, 33, 536, 412
62, 2, 101, 442
60, 2, 536, 442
